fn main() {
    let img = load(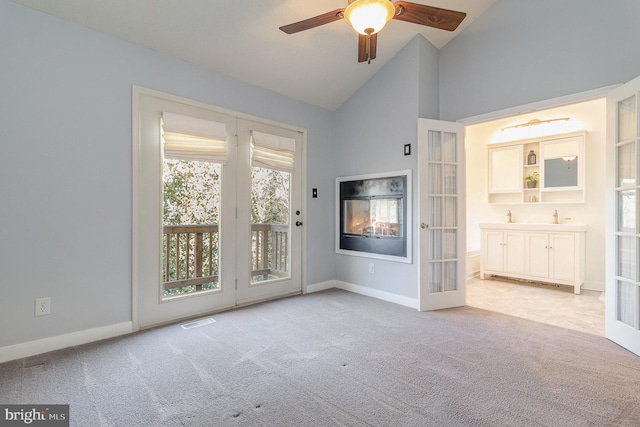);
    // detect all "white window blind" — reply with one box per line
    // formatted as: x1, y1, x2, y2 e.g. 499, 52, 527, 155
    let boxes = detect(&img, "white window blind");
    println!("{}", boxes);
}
161, 112, 227, 163
251, 130, 296, 173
